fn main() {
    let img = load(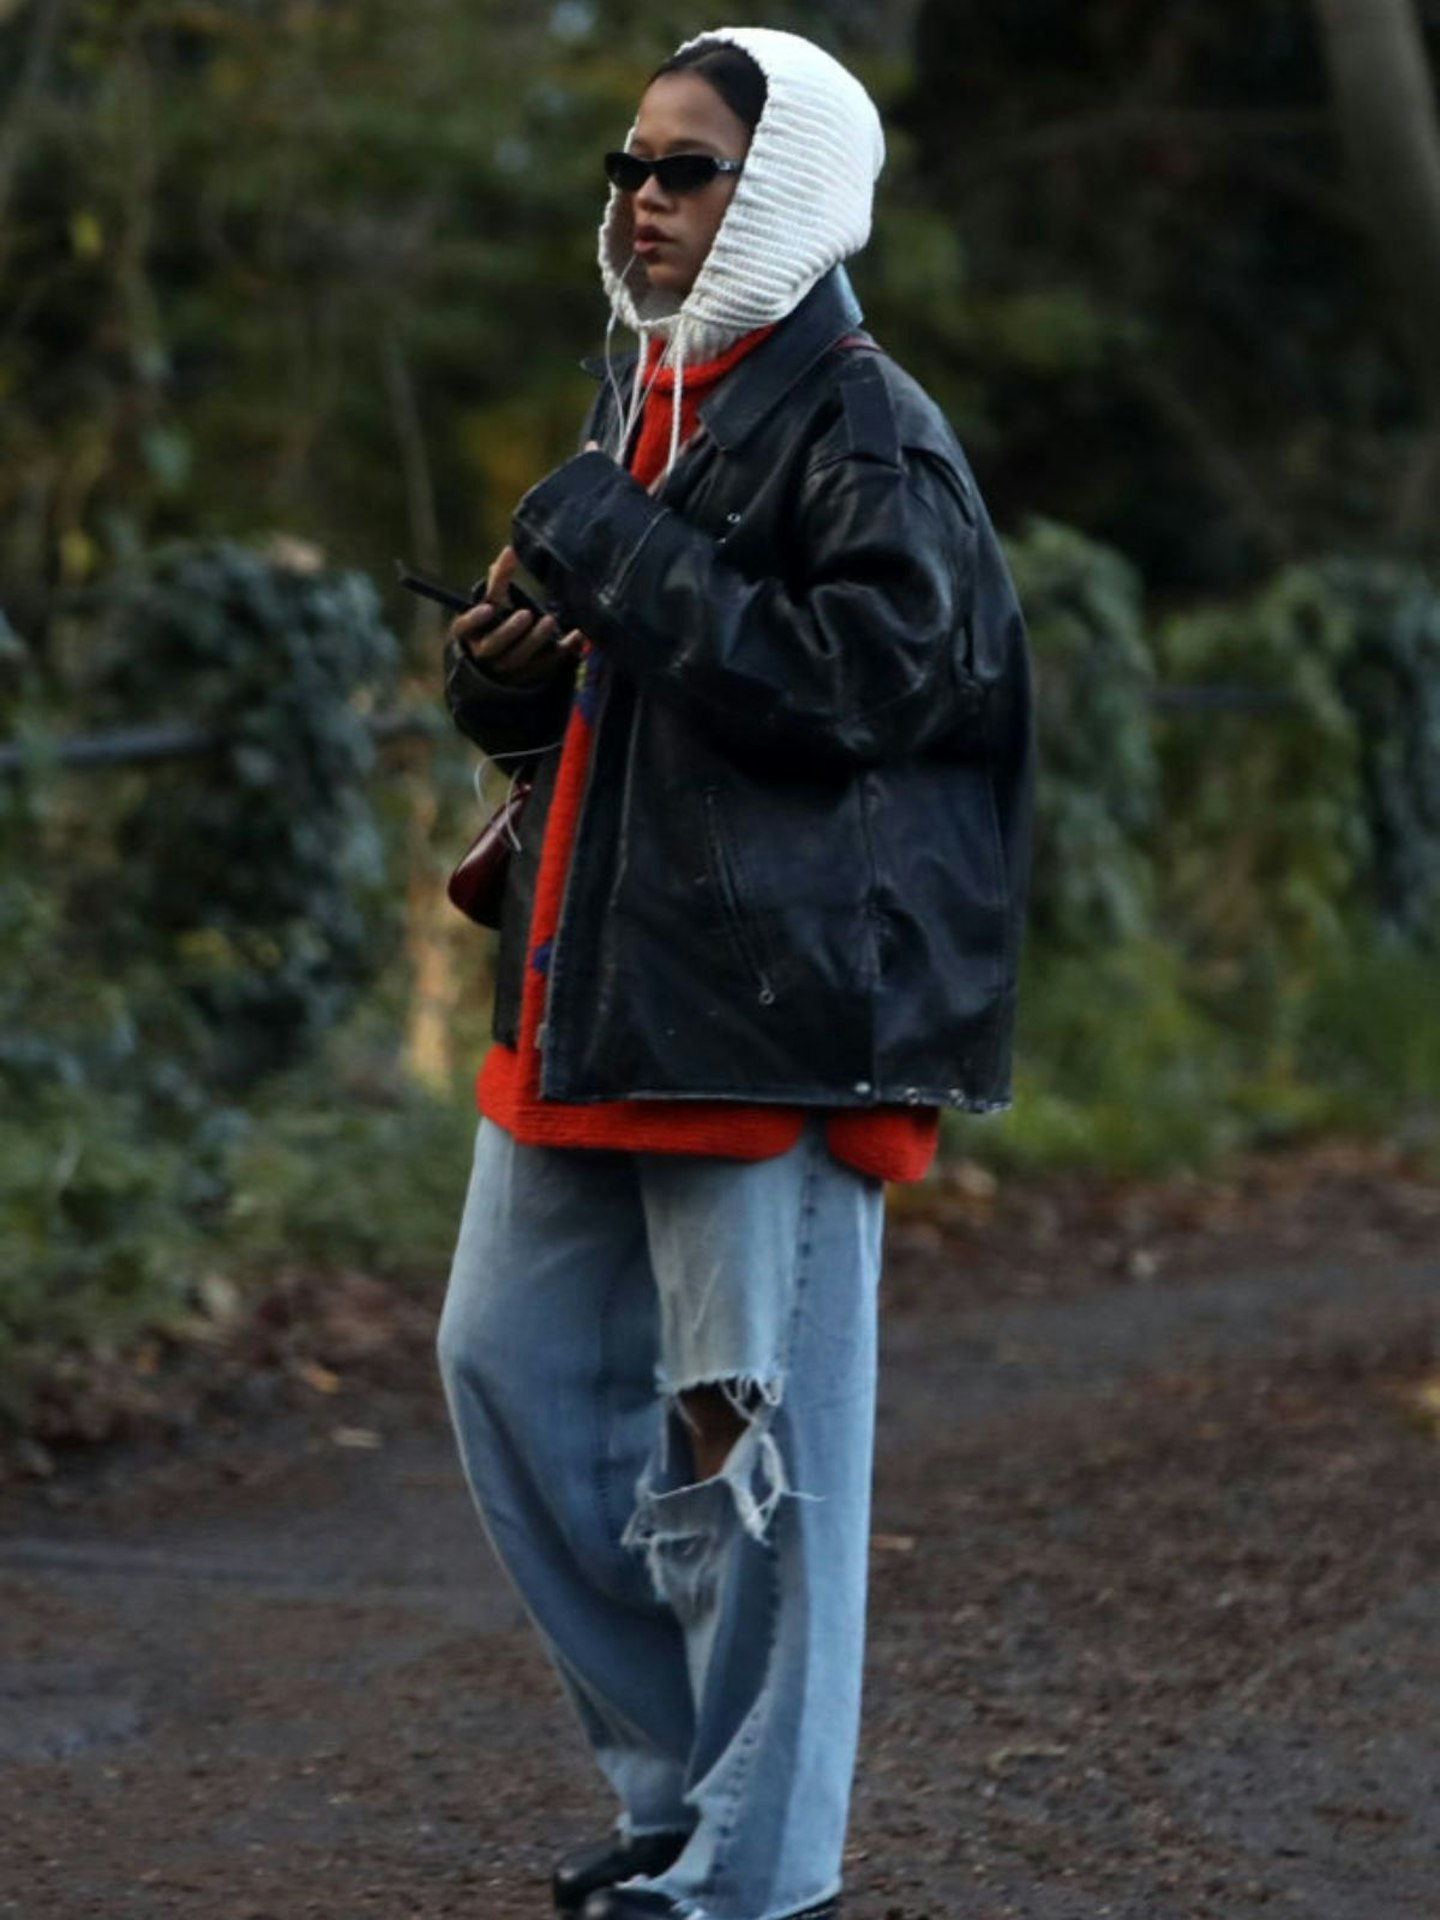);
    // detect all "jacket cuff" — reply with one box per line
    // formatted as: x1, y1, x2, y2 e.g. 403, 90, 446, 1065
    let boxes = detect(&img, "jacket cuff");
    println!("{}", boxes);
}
511, 452, 667, 620
444, 640, 561, 709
